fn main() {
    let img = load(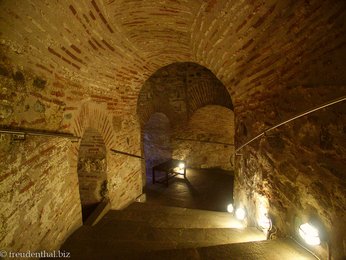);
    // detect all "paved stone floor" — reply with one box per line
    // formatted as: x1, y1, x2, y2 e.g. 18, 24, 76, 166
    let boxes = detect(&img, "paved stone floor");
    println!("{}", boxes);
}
144, 168, 234, 212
